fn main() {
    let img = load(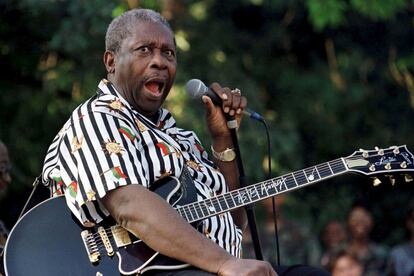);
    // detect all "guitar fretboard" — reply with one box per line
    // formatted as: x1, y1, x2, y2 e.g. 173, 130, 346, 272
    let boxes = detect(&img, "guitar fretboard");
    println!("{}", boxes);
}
175, 158, 348, 223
